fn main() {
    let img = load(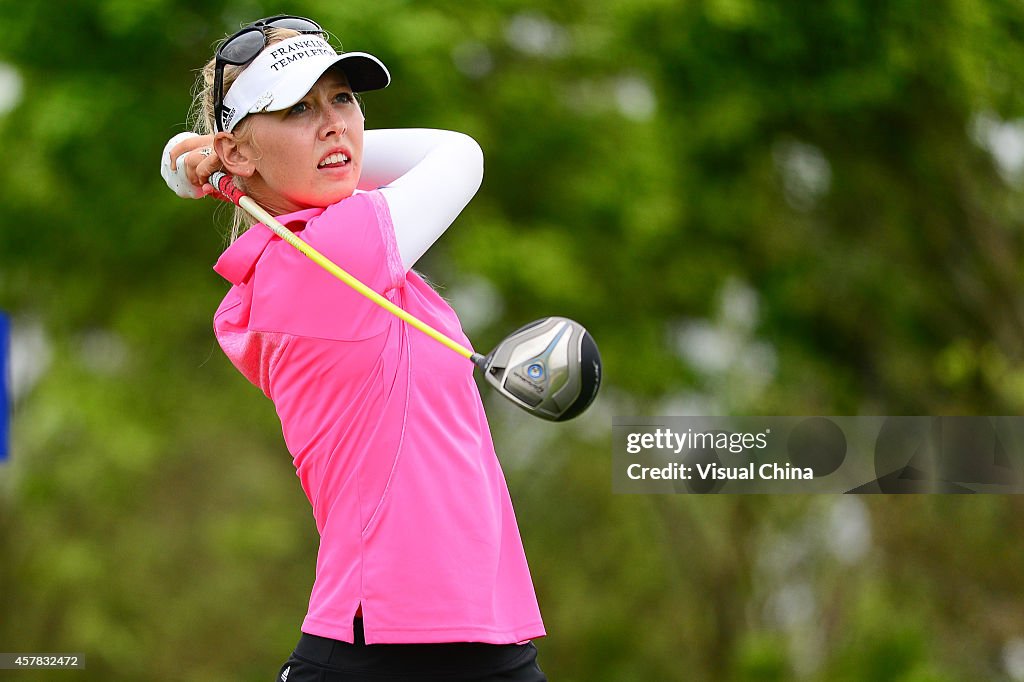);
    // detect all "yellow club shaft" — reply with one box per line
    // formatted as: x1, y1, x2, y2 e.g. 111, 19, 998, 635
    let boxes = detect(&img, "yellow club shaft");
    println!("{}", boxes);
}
237, 194, 479, 362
